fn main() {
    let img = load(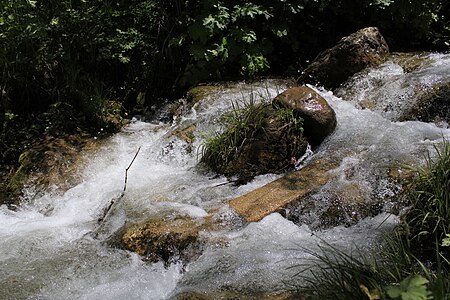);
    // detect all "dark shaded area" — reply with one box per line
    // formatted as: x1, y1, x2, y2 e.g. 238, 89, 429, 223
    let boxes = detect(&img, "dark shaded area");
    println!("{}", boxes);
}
1, 0, 448, 205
